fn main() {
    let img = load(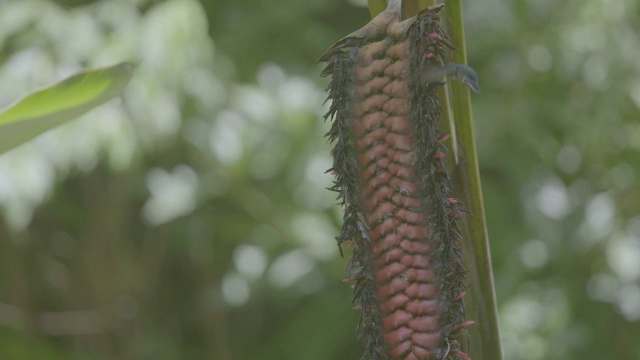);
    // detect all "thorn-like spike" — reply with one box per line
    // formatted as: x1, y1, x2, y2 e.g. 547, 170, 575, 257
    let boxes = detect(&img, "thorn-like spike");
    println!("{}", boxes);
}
453, 320, 476, 331
453, 291, 467, 302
